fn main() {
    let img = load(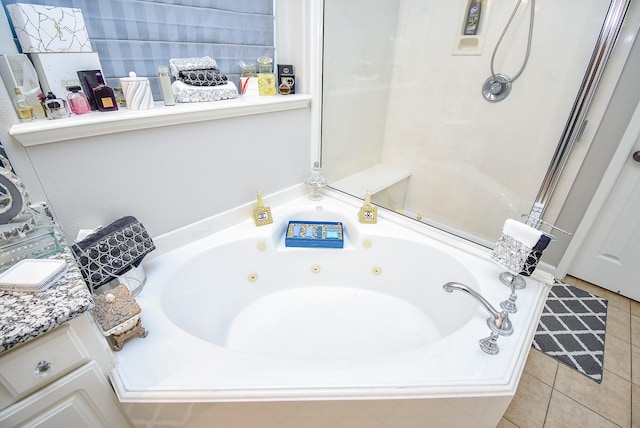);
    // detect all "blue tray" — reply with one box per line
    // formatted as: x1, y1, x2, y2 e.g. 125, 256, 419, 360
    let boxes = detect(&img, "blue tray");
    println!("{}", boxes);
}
285, 221, 344, 248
